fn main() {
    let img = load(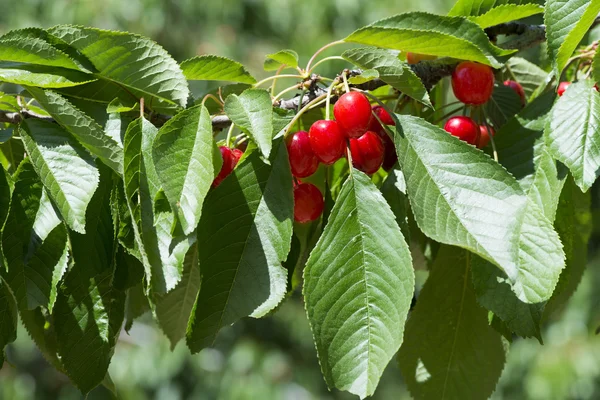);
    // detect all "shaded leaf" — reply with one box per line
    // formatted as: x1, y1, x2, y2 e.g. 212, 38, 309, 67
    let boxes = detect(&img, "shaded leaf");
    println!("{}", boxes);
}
0, 276, 17, 365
